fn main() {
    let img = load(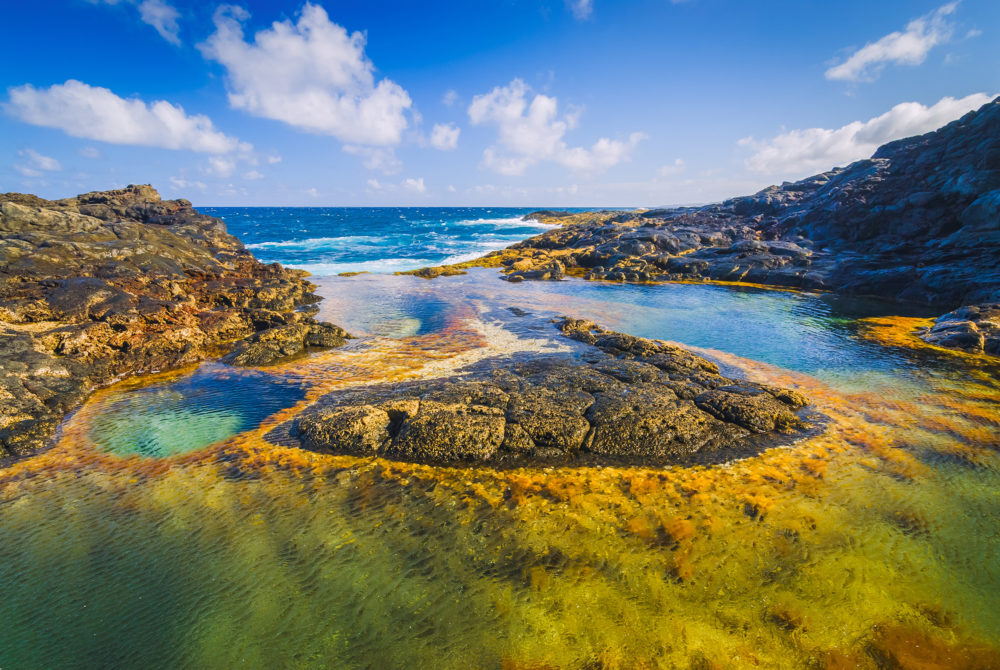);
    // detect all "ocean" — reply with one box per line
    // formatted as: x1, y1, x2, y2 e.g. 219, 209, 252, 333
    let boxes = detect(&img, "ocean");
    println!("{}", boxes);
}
202, 206, 597, 275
